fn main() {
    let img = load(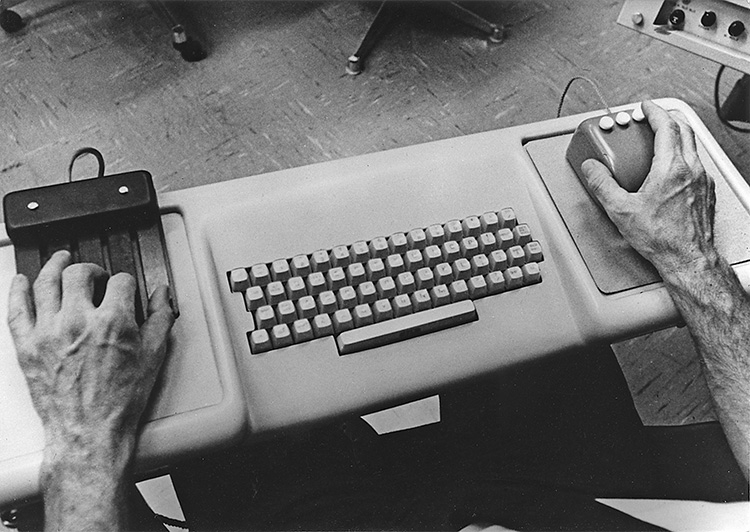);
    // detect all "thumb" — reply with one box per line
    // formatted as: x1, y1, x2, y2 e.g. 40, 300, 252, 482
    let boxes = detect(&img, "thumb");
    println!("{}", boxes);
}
140, 285, 175, 369
580, 159, 628, 209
